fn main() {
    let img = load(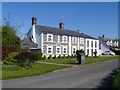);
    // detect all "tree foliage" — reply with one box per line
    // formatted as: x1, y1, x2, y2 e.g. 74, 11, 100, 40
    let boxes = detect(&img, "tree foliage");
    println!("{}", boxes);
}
2, 18, 21, 60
